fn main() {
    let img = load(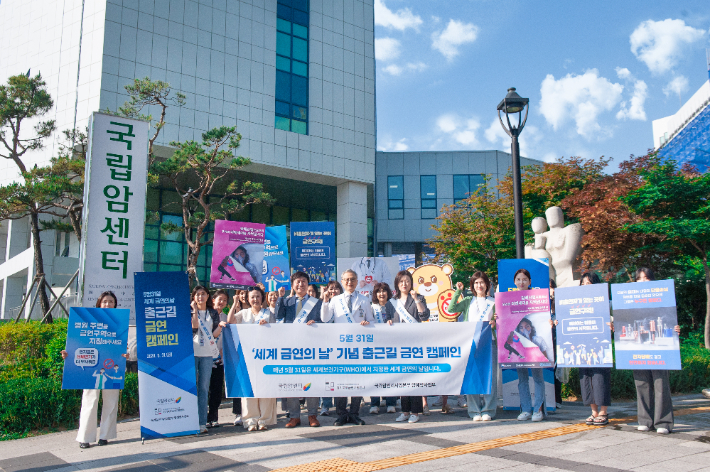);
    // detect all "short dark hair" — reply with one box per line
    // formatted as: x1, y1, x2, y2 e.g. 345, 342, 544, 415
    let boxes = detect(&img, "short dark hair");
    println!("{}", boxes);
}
469, 271, 491, 295
326, 280, 343, 294
191, 285, 214, 309
291, 270, 310, 284
579, 272, 600, 285
549, 278, 557, 289
247, 286, 266, 306
308, 284, 320, 298
514, 268, 531, 282
95, 291, 118, 308
371, 282, 393, 303
393, 270, 414, 298
635, 267, 655, 281
212, 289, 229, 300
